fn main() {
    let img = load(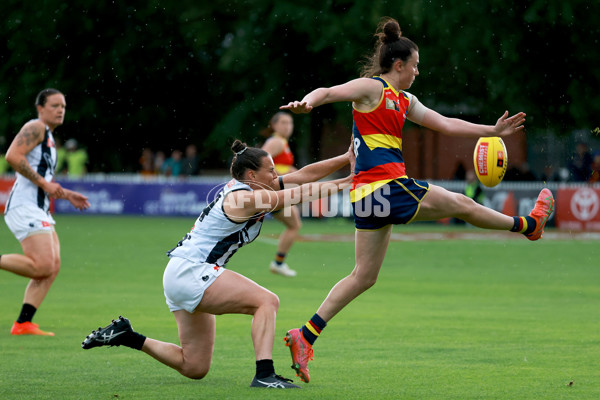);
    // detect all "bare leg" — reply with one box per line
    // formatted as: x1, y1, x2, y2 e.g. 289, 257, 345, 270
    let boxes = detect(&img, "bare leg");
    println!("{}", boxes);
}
415, 184, 513, 229
316, 226, 392, 322
272, 205, 302, 255
199, 270, 279, 360
142, 311, 215, 379
19, 232, 61, 308
0, 254, 36, 278
141, 269, 279, 378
